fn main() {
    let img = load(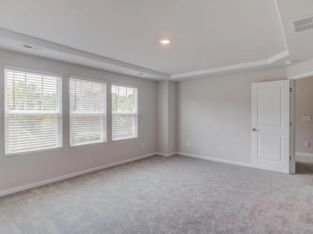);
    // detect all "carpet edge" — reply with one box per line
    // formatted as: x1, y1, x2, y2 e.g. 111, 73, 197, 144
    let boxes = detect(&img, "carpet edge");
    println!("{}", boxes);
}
177, 152, 253, 168
0, 152, 157, 197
